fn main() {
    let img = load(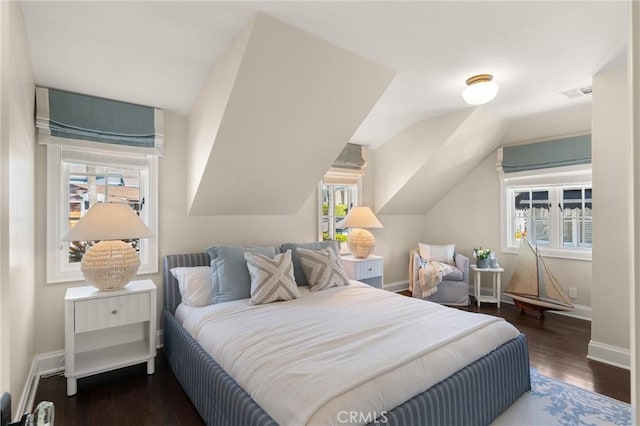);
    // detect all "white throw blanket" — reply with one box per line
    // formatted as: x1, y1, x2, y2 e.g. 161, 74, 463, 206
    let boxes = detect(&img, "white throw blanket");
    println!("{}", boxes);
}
181, 282, 519, 425
419, 260, 455, 297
